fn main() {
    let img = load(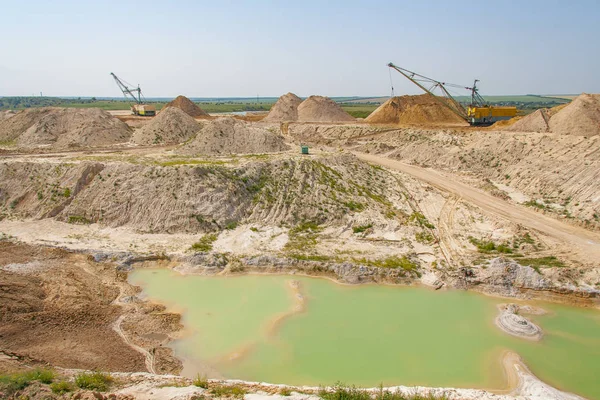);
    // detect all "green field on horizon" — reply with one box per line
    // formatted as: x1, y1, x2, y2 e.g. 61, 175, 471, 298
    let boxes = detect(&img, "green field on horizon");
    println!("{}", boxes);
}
0, 94, 572, 118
